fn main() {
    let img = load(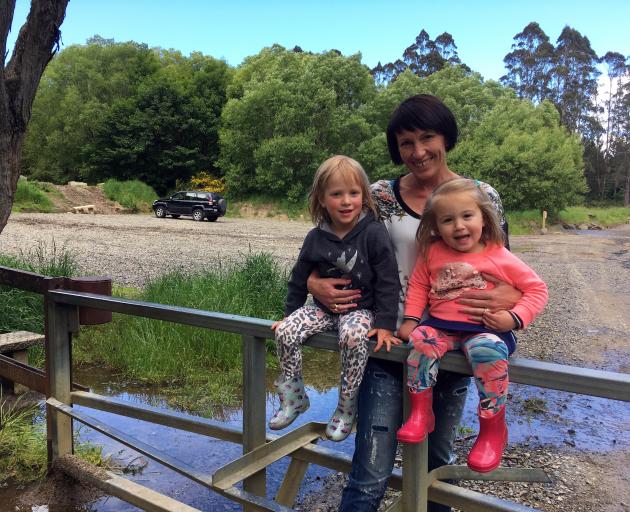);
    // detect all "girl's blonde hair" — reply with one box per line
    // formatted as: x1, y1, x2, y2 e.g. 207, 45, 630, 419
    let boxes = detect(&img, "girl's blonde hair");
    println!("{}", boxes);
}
308, 155, 377, 225
416, 178, 505, 259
